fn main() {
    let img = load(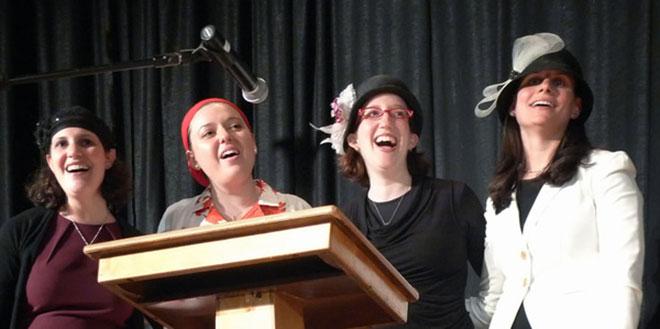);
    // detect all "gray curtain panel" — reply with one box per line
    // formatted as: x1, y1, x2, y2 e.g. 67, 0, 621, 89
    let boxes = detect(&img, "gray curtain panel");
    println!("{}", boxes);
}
1, 1, 658, 327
